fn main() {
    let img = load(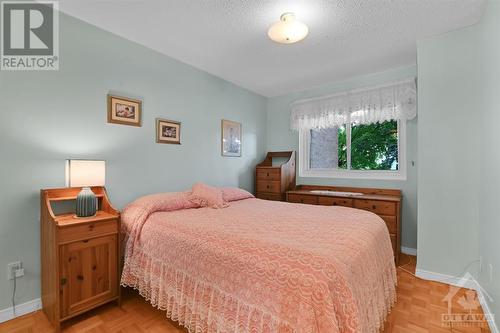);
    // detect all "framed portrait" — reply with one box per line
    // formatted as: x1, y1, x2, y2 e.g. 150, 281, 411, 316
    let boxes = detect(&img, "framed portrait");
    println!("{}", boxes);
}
107, 94, 142, 126
221, 119, 241, 157
156, 118, 181, 144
